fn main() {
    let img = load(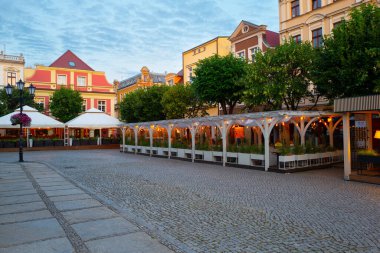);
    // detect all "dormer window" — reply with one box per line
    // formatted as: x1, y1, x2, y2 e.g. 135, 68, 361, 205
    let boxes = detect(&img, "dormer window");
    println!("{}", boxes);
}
242, 25, 249, 33
68, 61, 76, 67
